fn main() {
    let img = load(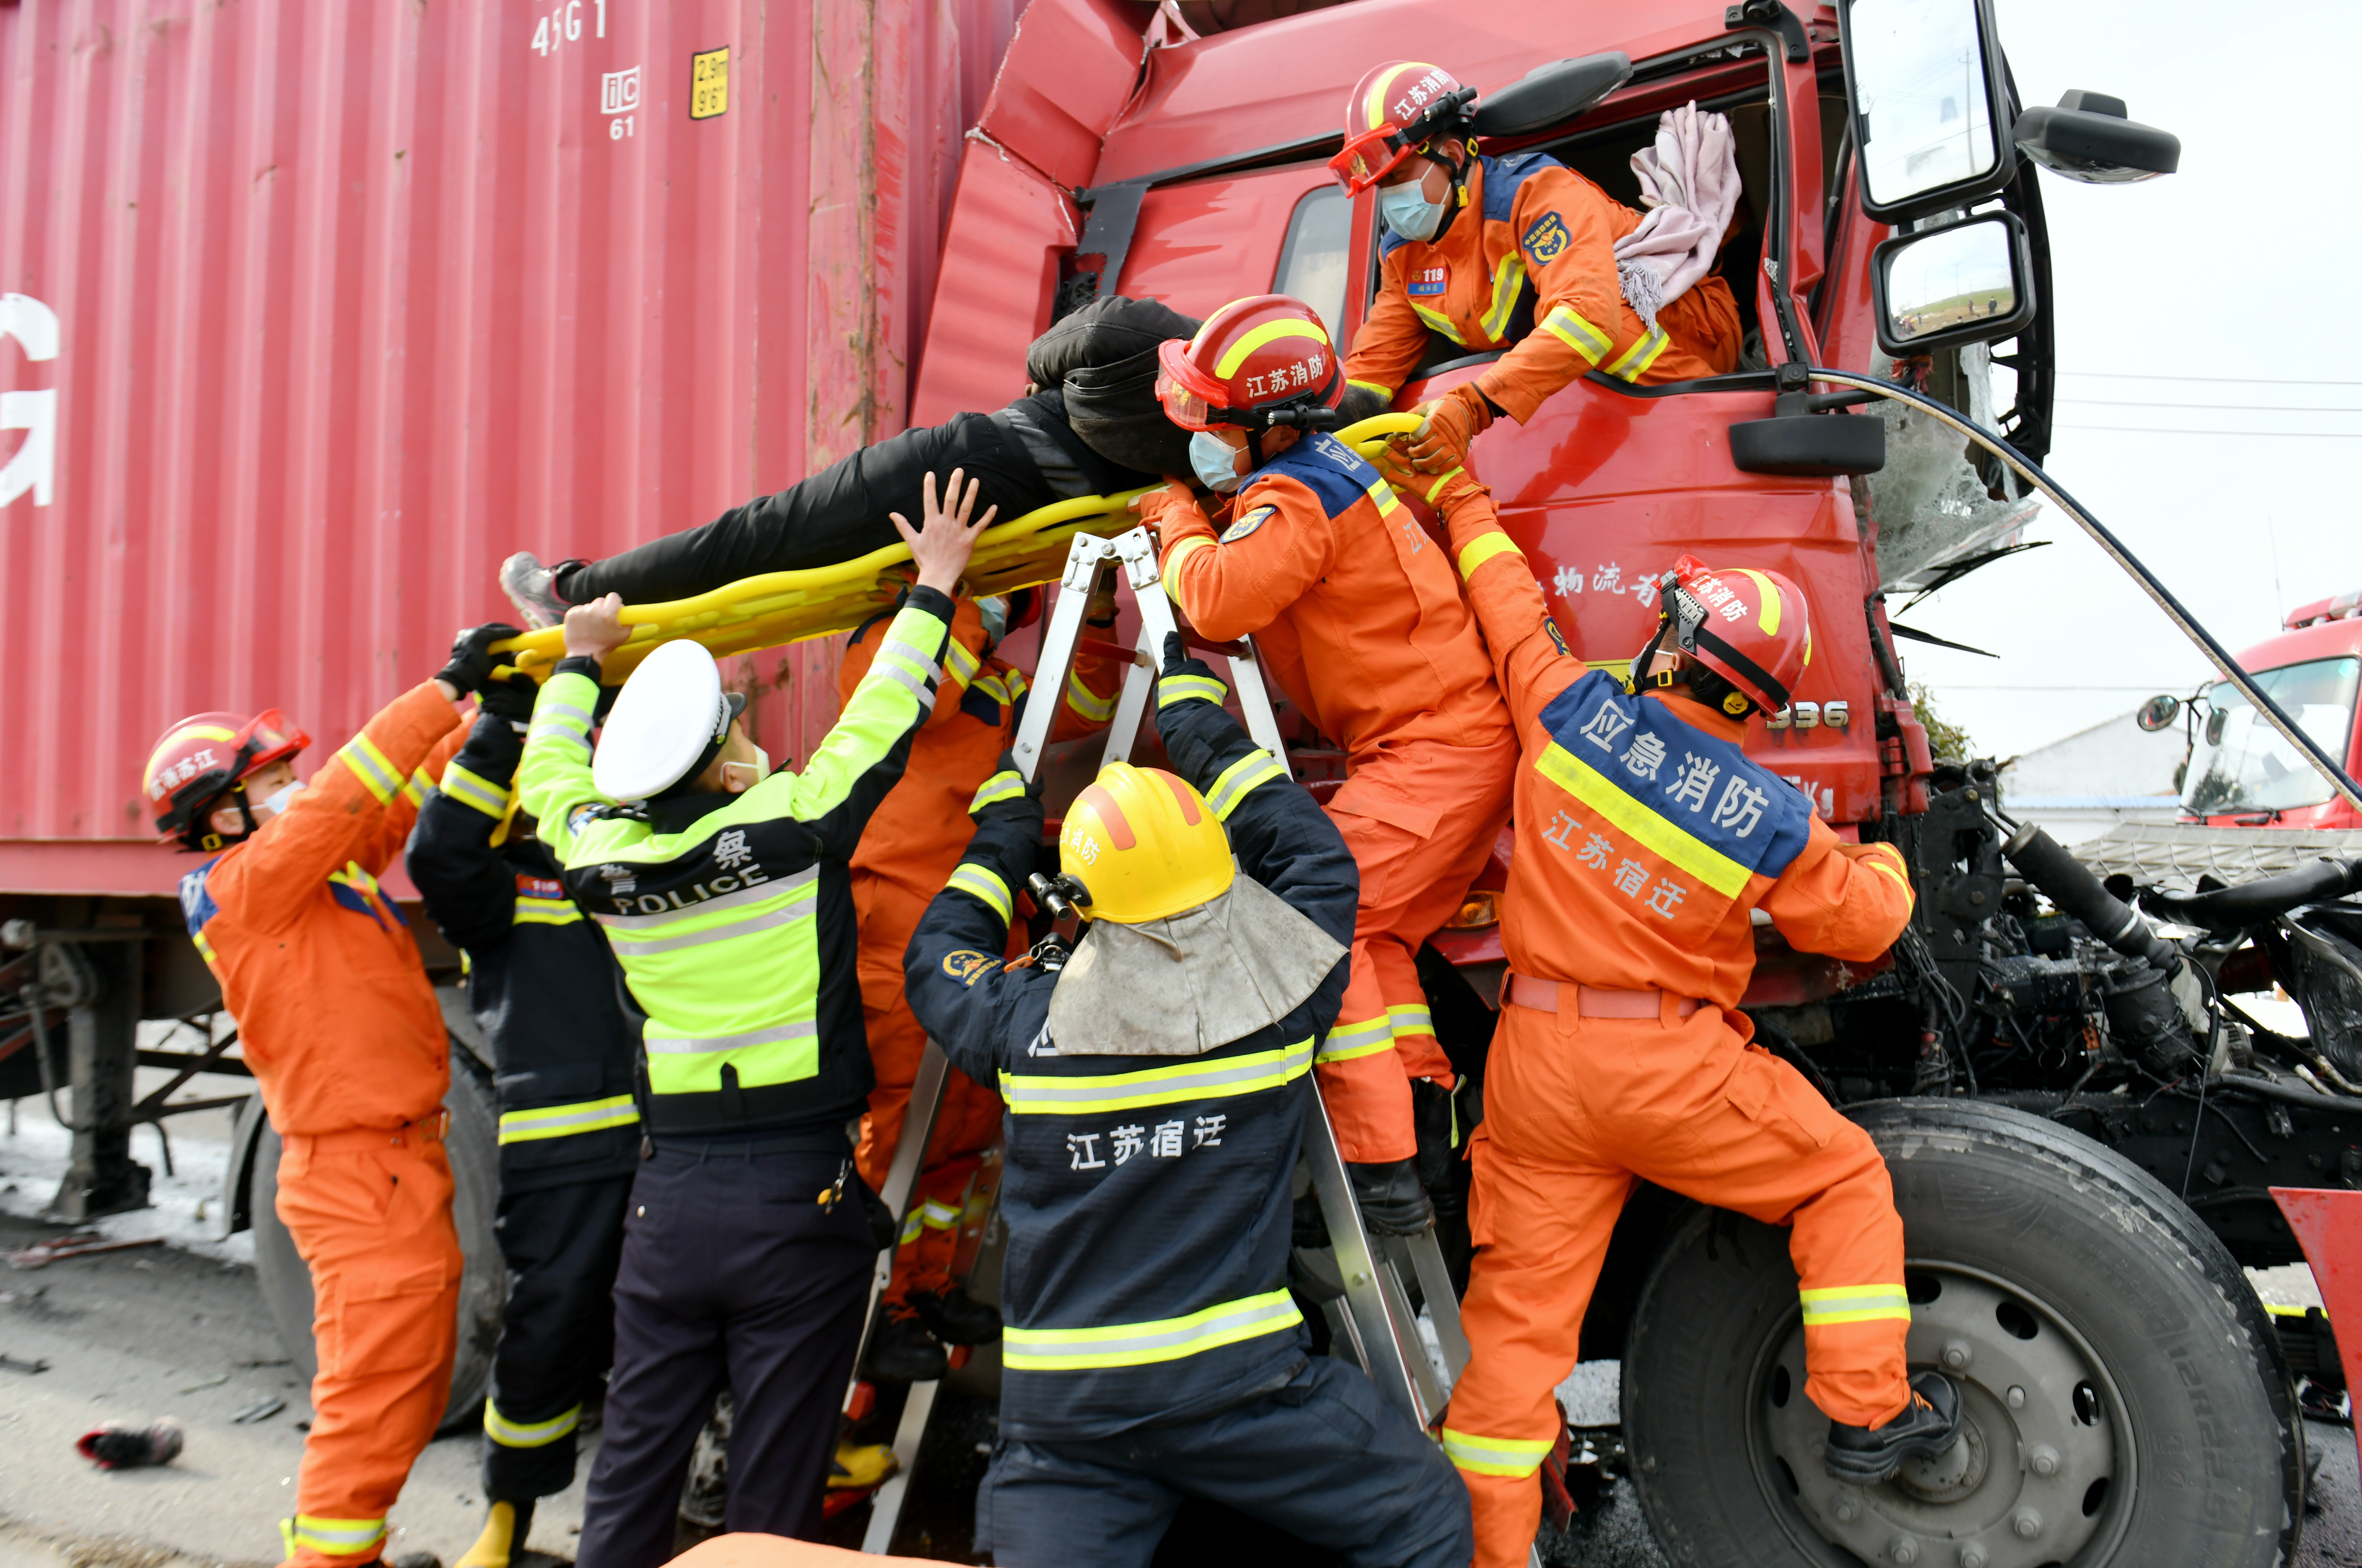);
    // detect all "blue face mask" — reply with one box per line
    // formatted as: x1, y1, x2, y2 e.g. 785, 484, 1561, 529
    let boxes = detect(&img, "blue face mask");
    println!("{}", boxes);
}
1189, 429, 1246, 494
1379, 178, 1447, 244
978, 595, 1010, 644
